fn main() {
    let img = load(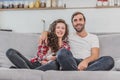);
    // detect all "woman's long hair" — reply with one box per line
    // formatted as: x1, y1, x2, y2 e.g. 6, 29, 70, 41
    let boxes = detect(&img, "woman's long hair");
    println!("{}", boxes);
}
47, 32, 59, 53
48, 19, 69, 53
49, 19, 69, 42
